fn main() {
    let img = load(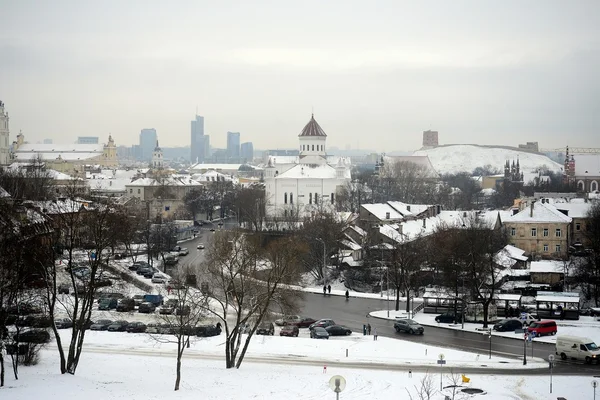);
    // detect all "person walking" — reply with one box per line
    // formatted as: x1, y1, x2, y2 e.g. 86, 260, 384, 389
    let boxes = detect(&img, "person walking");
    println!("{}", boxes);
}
373, 328, 378, 341
345, 290, 349, 300
327, 284, 331, 294
323, 285, 327, 296
367, 323, 372, 335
